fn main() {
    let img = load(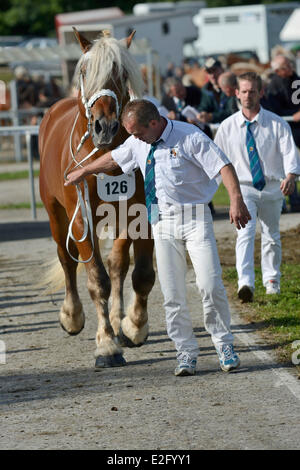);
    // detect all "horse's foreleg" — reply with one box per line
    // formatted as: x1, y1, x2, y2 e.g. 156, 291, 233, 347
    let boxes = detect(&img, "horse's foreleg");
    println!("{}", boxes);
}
119, 238, 155, 347
83, 243, 125, 368
107, 238, 131, 336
